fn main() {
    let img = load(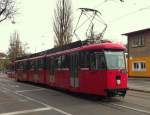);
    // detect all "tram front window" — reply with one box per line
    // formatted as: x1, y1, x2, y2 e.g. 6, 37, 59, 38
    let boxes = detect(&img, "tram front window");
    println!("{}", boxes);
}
105, 51, 125, 70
